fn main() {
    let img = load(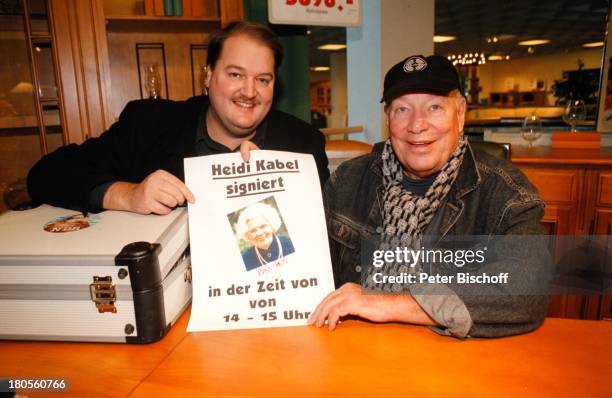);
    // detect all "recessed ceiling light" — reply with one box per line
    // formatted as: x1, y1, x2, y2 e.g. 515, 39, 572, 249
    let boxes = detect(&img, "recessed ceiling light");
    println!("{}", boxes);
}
434, 35, 456, 43
317, 44, 346, 51
310, 66, 330, 72
518, 39, 550, 46
582, 41, 604, 48
488, 55, 503, 61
